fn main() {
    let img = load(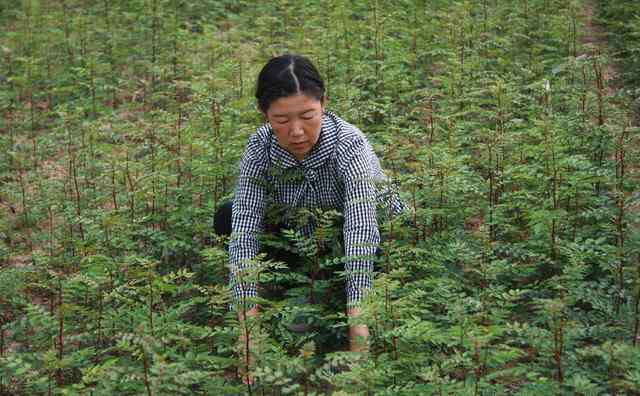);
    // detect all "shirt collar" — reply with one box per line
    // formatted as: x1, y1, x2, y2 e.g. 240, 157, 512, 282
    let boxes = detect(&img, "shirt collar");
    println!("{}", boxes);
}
269, 111, 339, 170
